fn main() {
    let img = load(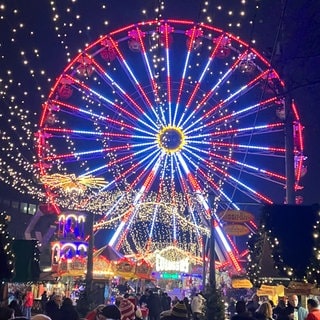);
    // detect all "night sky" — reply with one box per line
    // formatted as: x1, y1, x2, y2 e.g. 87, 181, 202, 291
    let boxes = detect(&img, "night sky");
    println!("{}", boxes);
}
0, 0, 320, 247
